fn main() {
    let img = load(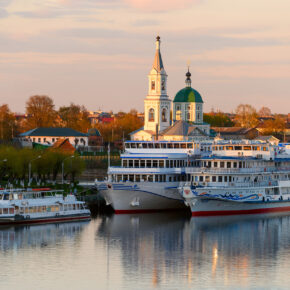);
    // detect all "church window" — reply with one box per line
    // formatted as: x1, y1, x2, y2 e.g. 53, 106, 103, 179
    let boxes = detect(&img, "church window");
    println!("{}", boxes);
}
161, 79, 165, 91
176, 105, 180, 111
197, 113, 200, 120
151, 81, 155, 90
187, 112, 190, 120
162, 108, 167, 122
149, 108, 155, 122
